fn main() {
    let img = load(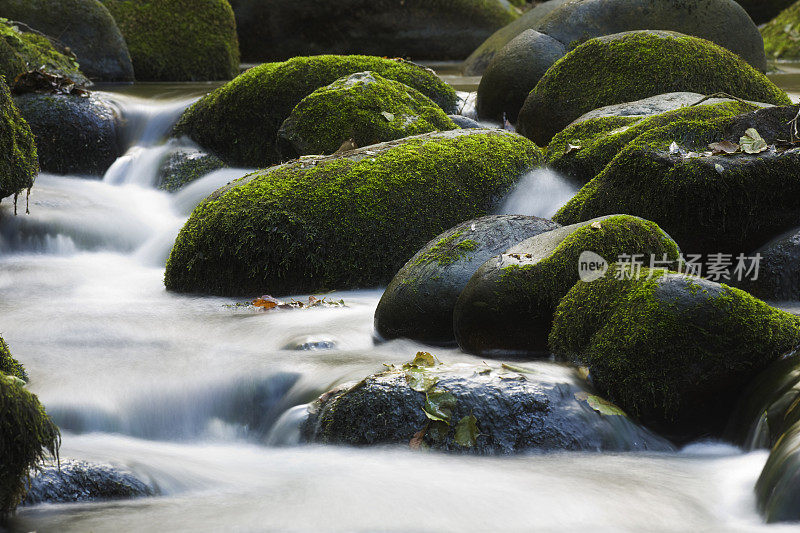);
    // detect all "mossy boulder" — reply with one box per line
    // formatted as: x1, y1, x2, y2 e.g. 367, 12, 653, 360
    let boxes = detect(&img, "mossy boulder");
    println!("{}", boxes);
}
550, 266, 800, 439
230, 0, 518, 63
164, 129, 542, 296
547, 100, 761, 185
476, 29, 565, 123
157, 147, 227, 193
173, 55, 459, 167
736, 0, 795, 24
302, 356, 674, 453
0, 371, 60, 514
0, 336, 24, 382
100, 0, 239, 81
23, 459, 154, 505
517, 31, 789, 146
277, 71, 458, 159
554, 105, 800, 255
733, 227, 800, 301
762, 2, 800, 60
14, 93, 122, 176
374, 215, 561, 345
0, 76, 37, 202
453, 215, 680, 356
0, 19, 89, 87
0, 0, 133, 81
